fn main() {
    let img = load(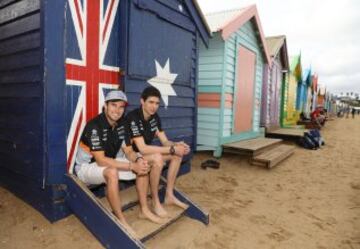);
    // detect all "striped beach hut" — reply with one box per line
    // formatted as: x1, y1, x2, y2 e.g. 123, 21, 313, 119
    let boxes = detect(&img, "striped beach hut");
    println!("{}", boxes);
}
197, 5, 271, 157
261, 35, 289, 129
281, 54, 302, 127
